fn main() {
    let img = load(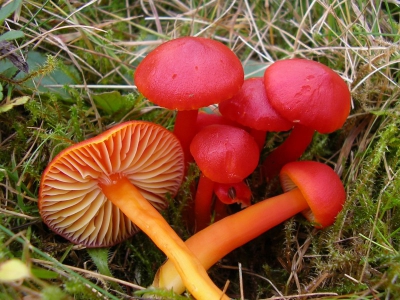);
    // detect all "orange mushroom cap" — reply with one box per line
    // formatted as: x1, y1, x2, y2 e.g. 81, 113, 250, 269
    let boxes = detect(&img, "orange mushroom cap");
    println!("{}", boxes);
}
280, 160, 346, 228
39, 121, 184, 247
134, 36, 244, 111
